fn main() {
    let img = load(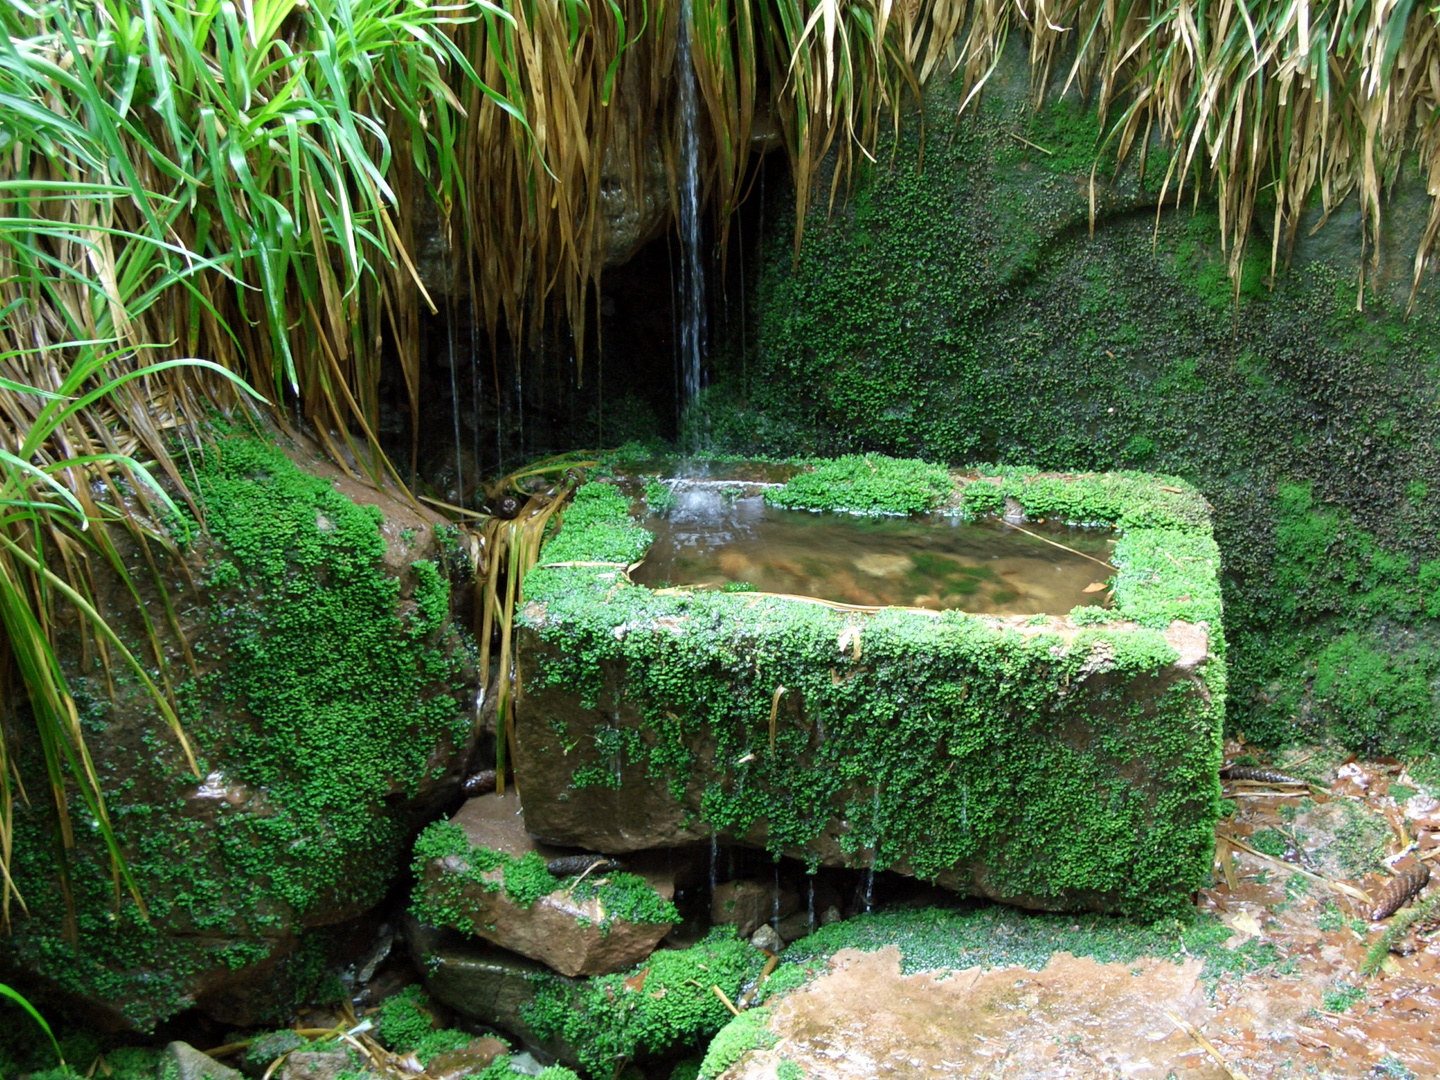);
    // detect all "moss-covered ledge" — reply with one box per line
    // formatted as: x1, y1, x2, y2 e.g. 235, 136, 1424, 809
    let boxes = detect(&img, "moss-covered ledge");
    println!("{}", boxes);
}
515, 462, 1225, 918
